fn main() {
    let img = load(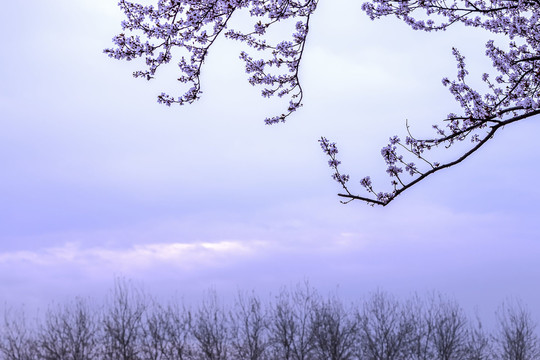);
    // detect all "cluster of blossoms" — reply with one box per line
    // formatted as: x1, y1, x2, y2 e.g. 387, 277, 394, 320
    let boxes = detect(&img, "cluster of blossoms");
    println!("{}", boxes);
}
106, 0, 540, 206
324, 0, 540, 205
104, 0, 317, 124
318, 137, 350, 188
